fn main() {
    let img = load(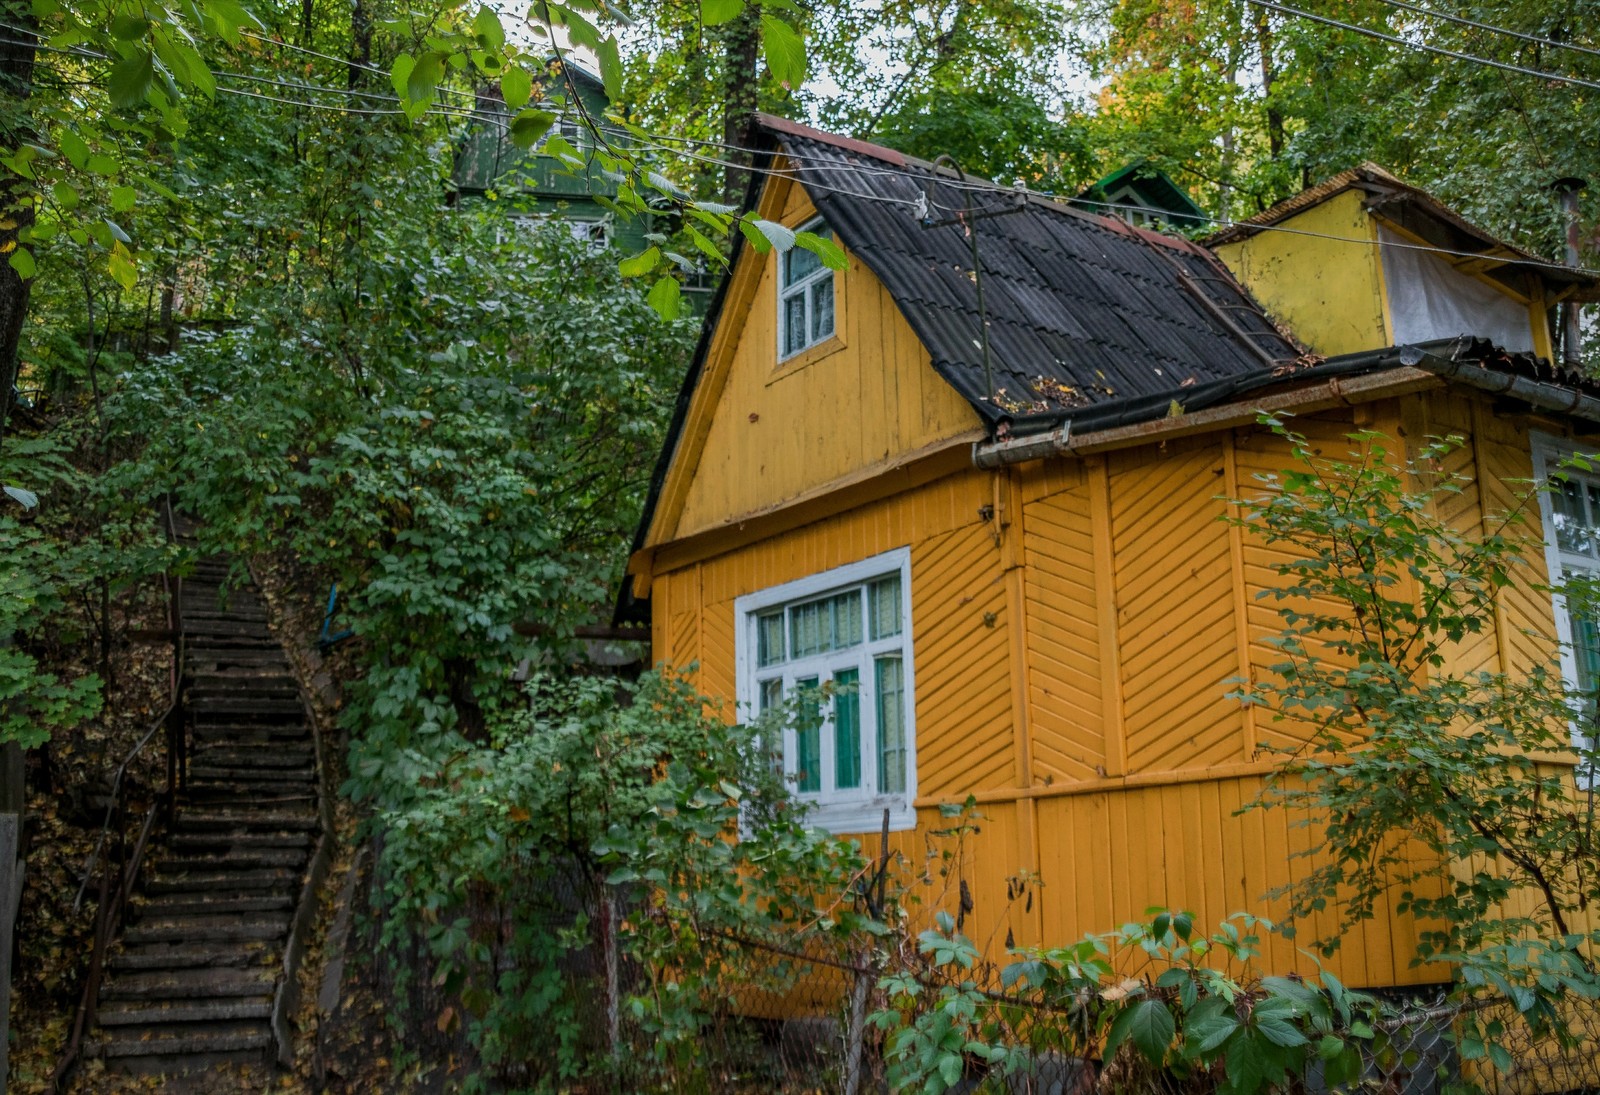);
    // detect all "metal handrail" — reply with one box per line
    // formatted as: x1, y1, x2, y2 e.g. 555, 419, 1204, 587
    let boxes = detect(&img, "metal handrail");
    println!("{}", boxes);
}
51, 496, 189, 1090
